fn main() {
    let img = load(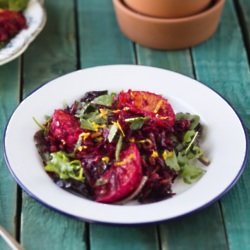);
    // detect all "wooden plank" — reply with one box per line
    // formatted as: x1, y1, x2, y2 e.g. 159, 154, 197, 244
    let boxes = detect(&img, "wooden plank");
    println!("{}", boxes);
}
90, 225, 158, 250
136, 47, 228, 249
159, 204, 226, 250
192, 0, 250, 249
77, 0, 134, 68
136, 47, 194, 77
22, 193, 86, 250
0, 60, 20, 250
77, 1, 159, 249
22, 0, 78, 97
20, 1, 87, 249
